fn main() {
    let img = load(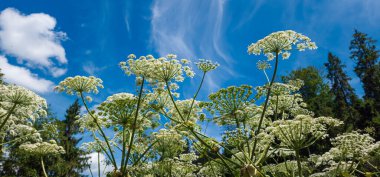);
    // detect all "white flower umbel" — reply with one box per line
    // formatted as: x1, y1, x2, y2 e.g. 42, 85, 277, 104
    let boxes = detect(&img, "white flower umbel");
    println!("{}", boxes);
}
120, 54, 195, 84
247, 30, 317, 60
196, 59, 219, 73
55, 76, 103, 97
19, 141, 65, 177
0, 84, 47, 132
